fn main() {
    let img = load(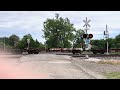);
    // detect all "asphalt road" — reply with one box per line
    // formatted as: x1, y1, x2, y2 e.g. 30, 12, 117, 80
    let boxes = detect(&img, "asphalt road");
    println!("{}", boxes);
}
0, 53, 103, 79
19, 54, 97, 79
